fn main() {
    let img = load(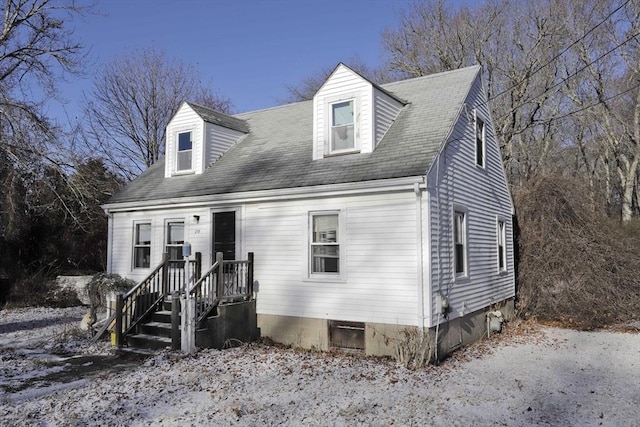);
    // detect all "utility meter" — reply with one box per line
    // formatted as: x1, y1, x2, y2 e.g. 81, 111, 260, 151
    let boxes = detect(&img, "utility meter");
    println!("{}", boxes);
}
182, 242, 192, 258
